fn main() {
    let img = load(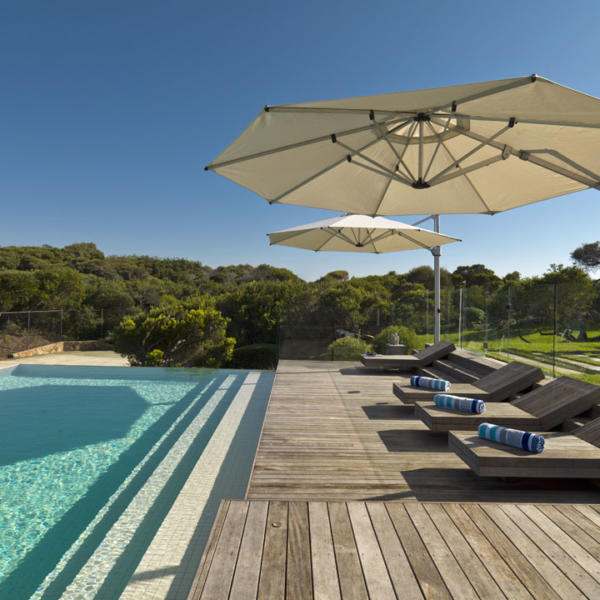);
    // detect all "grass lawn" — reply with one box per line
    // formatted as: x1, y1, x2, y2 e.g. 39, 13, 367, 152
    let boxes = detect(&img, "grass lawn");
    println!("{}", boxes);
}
415, 329, 600, 385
